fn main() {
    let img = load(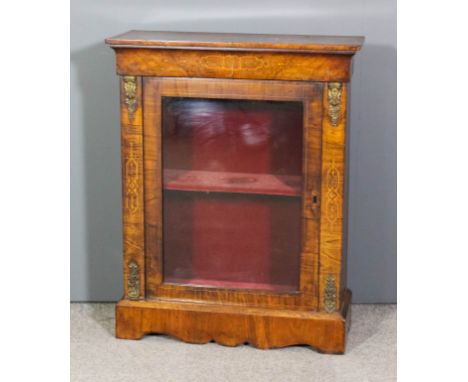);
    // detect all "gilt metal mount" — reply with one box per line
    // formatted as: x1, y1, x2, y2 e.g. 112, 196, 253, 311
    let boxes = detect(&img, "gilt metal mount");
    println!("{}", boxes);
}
122, 75, 137, 120
324, 274, 337, 313
327, 82, 343, 127
127, 260, 140, 300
